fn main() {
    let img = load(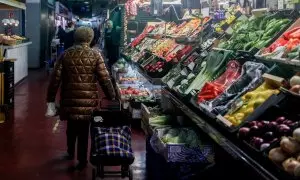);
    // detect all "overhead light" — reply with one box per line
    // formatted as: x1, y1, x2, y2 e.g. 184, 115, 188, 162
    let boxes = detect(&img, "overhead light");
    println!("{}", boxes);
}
84, 1, 89, 4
